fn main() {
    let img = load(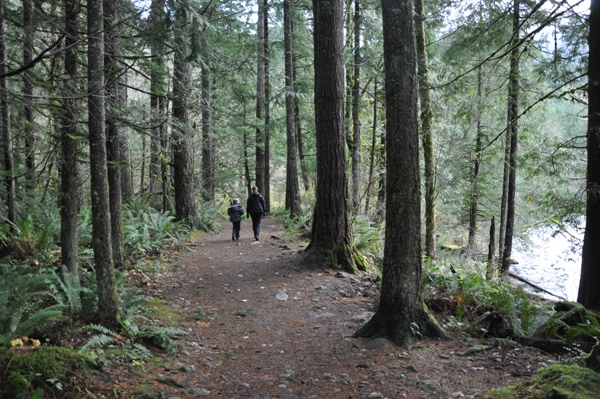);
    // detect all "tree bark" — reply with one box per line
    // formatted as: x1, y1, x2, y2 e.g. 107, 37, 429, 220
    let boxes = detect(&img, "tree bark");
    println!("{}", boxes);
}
355, 0, 446, 346
501, 0, 520, 273
255, 0, 266, 194
23, 0, 35, 187
293, 20, 310, 192
105, 0, 124, 270
468, 65, 484, 253
60, 0, 81, 278
578, 0, 600, 310
242, 103, 252, 194
351, 0, 361, 213
415, 0, 436, 259
149, 0, 167, 209
365, 78, 378, 216
305, 0, 365, 273
201, 62, 214, 202
172, 2, 200, 228
263, 0, 271, 212
0, 0, 17, 230
88, 0, 119, 330
374, 131, 386, 222
284, 0, 301, 217
486, 216, 496, 279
